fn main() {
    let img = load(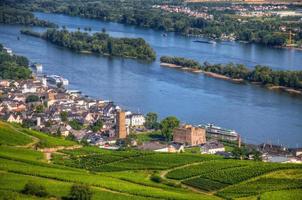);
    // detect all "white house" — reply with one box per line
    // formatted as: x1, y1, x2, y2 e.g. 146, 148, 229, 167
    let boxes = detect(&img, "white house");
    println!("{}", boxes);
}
21, 84, 37, 94
201, 141, 225, 154
125, 113, 145, 127
6, 114, 23, 124
130, 114, 145, 127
